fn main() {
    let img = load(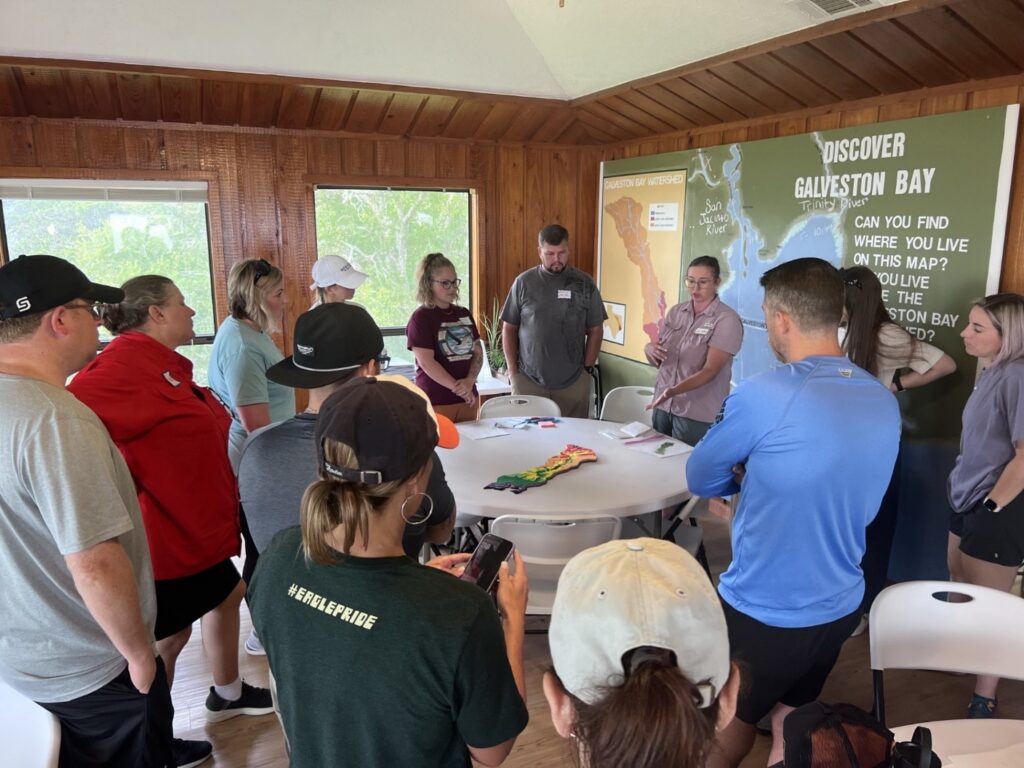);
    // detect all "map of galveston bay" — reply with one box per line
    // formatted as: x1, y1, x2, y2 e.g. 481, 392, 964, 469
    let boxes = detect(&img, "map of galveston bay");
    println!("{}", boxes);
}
598, 171, 685, 362
598, 107, 1017, 443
